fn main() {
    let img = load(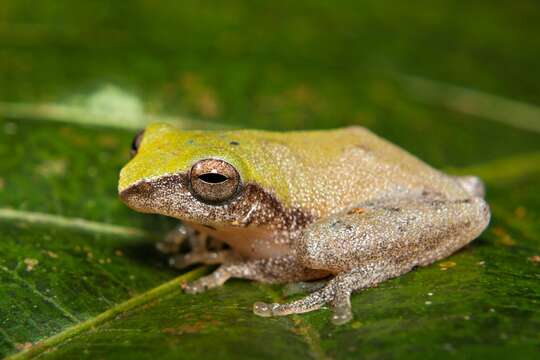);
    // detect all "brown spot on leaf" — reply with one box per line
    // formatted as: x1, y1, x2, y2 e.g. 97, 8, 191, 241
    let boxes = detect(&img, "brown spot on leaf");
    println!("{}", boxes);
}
514, 206, 526, 219
45, 251, 58, 258
60, 127, 88, 146
351, 321, 363, 329
15, 342, 33, 351
528, 255, 540, 264
493, 227, 516, 247
497, 236, 516, 247
162, 320, 221, 335
98, 135, 119, 148
439, 261, 456, 270
179, 323, 206, 334
180, 73, 221, 118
